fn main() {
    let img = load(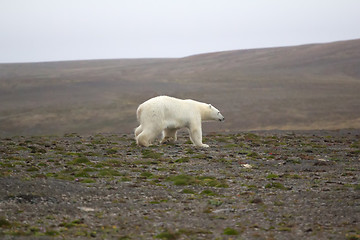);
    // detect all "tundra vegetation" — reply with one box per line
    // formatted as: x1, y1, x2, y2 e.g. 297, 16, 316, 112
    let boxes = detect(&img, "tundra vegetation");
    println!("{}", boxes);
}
0, 130, 359, 239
